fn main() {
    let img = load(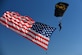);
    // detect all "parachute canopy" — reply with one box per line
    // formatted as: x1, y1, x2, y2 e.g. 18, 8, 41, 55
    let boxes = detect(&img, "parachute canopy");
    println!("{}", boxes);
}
54, 2, 69, 17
